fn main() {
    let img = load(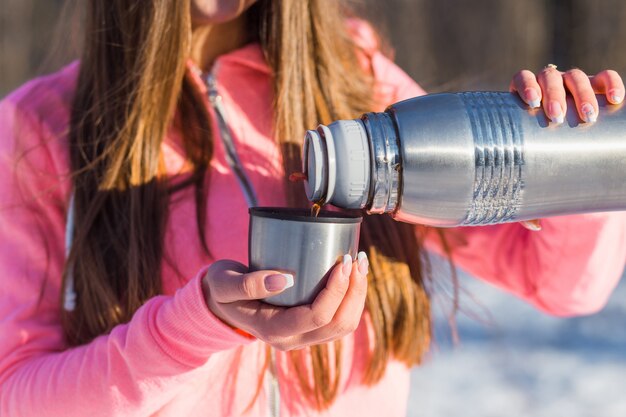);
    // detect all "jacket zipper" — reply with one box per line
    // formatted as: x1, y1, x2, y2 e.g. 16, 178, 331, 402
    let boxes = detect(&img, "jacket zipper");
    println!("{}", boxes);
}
266, 348, 281, 417
203, 70, 281, 417
205, 72, 259, 208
